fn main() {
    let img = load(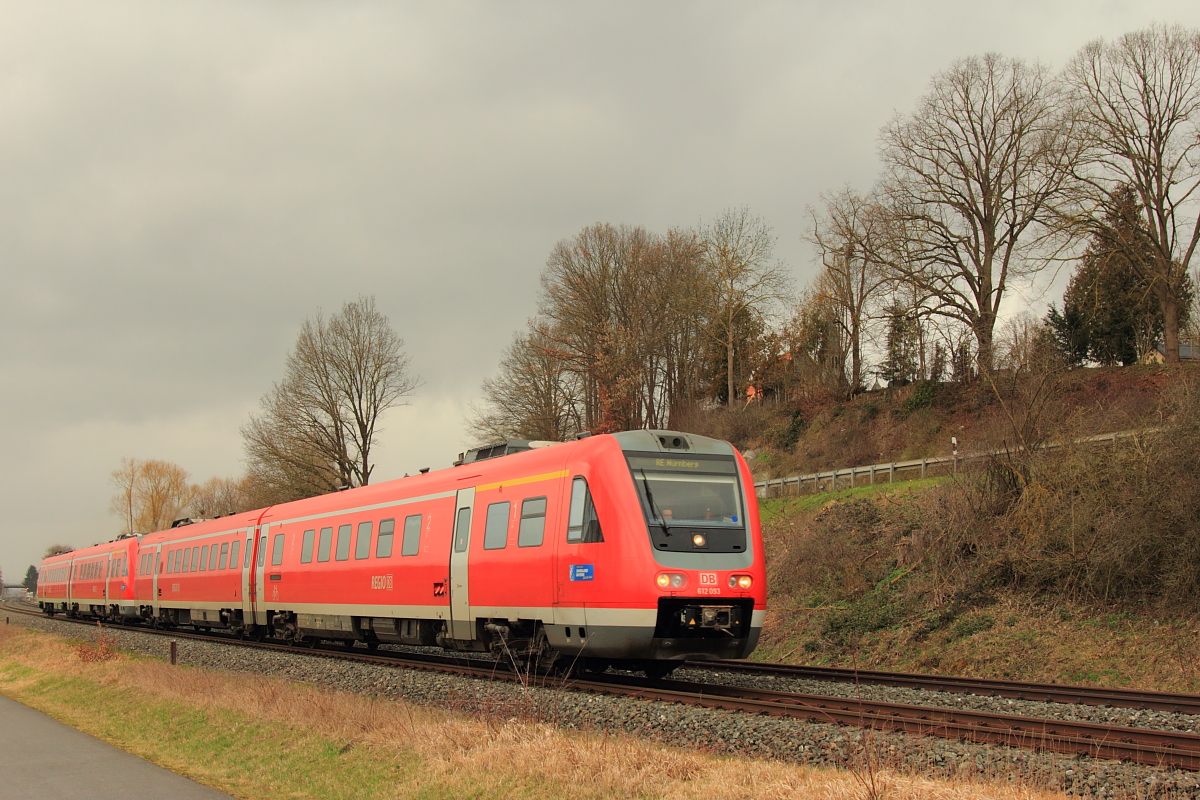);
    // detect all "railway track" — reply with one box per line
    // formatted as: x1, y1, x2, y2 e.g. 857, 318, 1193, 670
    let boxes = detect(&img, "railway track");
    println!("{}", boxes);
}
699, 659, 1200, 716
7, 600, 1200, 771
